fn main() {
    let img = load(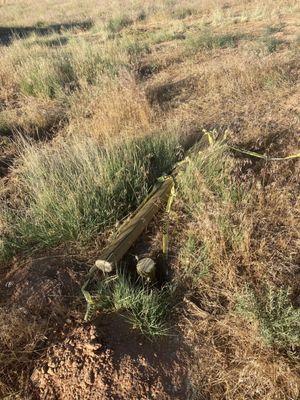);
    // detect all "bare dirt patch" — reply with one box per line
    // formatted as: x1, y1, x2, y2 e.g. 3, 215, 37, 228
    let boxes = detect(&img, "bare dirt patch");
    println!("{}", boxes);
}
1, 256, 83, 319
0, 255, 85, 397
32, 316, 188, 400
